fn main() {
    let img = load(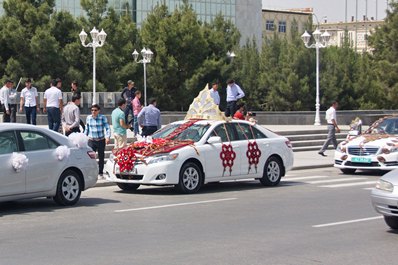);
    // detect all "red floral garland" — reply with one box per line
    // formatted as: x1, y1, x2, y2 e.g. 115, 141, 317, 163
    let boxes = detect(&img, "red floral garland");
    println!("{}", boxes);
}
220, 143, 236, 176
246, 141, 261, 173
